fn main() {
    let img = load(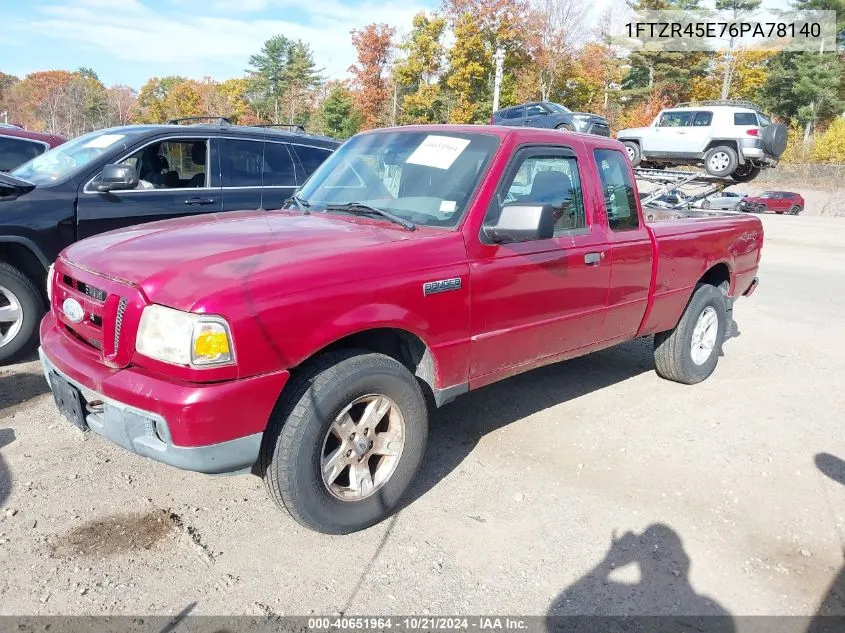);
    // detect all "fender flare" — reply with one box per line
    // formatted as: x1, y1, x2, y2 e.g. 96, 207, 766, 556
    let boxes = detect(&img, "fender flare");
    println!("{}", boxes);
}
0, 236, 50, 269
